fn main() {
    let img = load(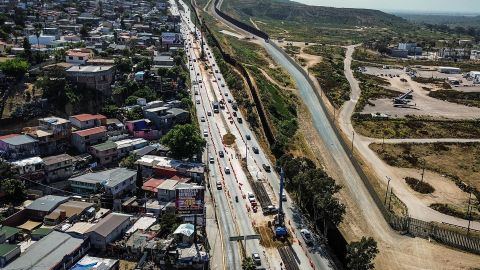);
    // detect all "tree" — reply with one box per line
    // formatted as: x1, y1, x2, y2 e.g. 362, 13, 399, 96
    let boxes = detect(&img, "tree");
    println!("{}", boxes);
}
23, 37, 31, 59
241, 257, 256, 270
114, 57, 132, 74
0, 59, 29, 80
101, 104, 119, 118
126, 106, 144, 120
0, 178, 26, 204
161, 124, 206, 160
80, 24, 90, 39
346, 237, 379, 270
119, 154, 139, 169
159, 212, 182, 236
